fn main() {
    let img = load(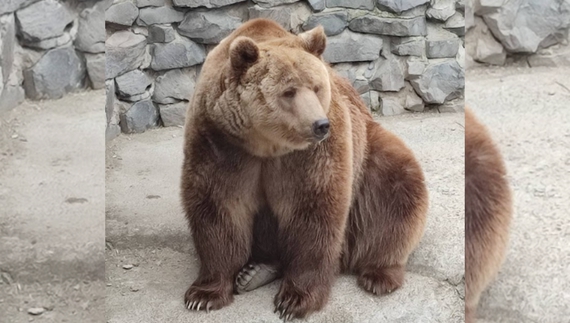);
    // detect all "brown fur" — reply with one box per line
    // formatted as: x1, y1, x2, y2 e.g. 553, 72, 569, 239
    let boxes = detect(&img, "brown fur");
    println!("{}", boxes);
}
465, 107, 512, 322
180, 18, 428, 319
